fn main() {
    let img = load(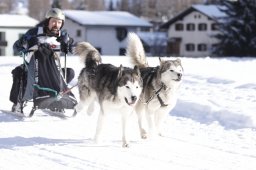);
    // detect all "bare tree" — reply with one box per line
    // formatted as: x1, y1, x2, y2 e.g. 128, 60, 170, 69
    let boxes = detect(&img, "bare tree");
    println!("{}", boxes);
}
28, 0, 51, 21
70, 0, 105, 10
0, 0, 16, 14
131, 0, 143, 16
61, 0, 73, 9
142, 0, 157, 18
142, 0, 205, 22
87, 0, 105, 11
70, 0, 87, 10
155, 0, 176, 21
118, 0, 130, 12
51, 0, 73, 9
